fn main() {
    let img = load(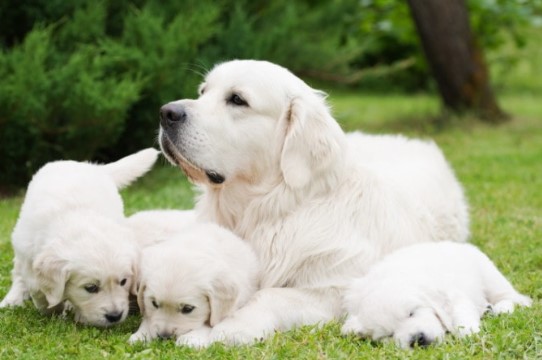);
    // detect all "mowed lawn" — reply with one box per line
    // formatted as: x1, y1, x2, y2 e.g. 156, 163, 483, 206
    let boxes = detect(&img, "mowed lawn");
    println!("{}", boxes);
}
0, 91, 541, 359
